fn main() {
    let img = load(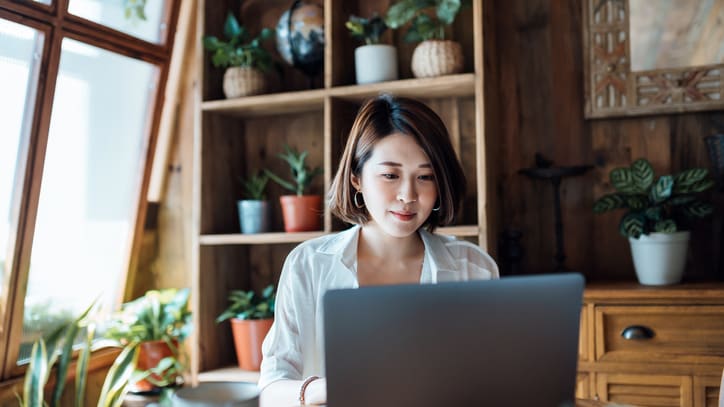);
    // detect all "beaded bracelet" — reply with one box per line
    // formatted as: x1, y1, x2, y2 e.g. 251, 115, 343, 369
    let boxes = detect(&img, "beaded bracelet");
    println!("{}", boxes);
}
298, 375, 320, 405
